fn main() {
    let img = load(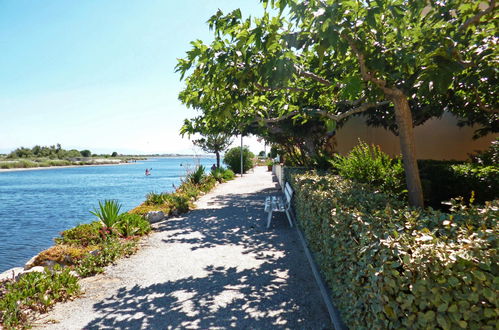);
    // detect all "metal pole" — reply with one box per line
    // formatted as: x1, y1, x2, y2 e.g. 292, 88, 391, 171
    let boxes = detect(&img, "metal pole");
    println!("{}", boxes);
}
240, 134, 243, 177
